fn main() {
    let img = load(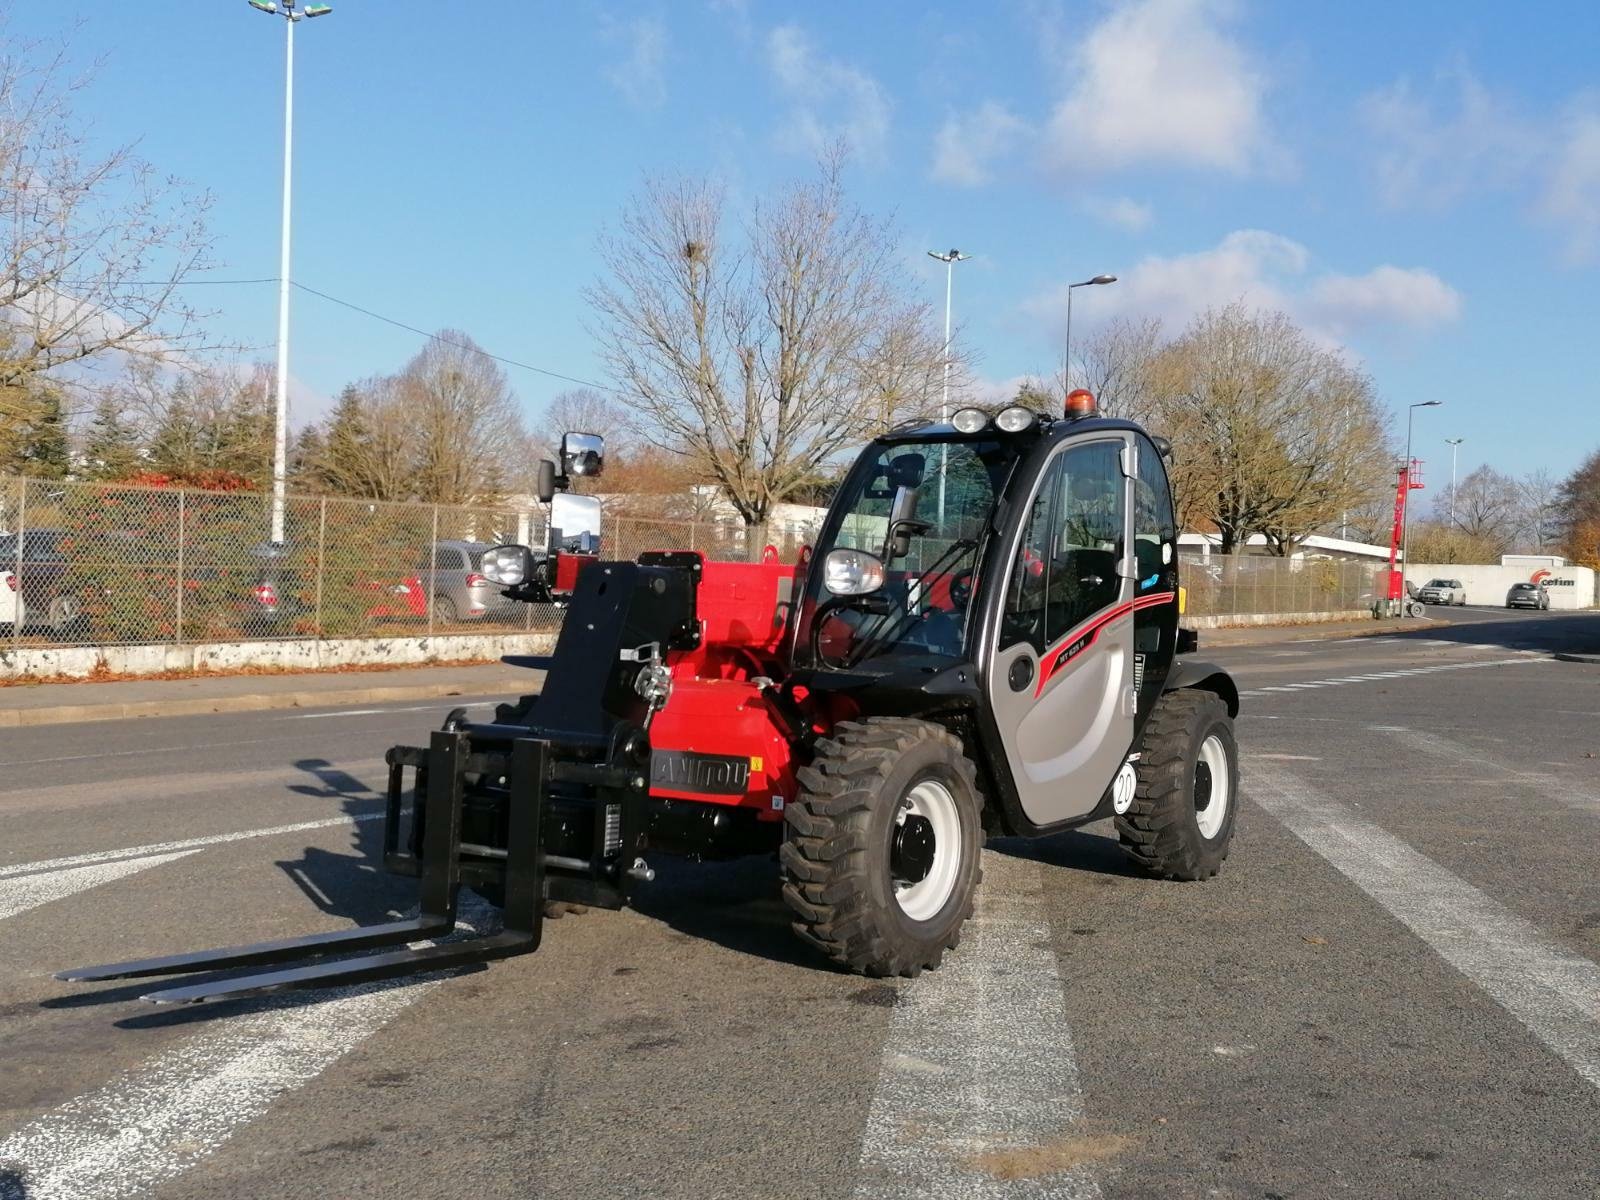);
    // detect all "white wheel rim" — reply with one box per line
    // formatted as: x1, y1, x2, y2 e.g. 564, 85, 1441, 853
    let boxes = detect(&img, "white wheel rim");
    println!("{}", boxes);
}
1195, 734, 1230, 840
892, 779, 962, 922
